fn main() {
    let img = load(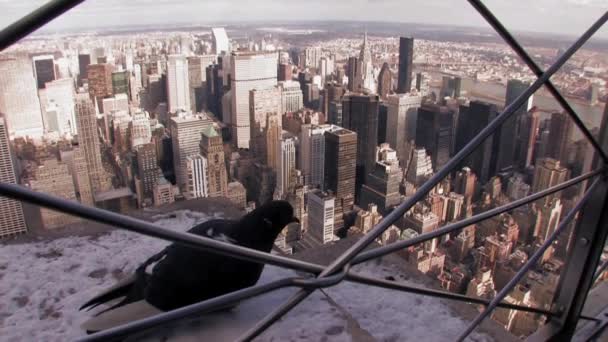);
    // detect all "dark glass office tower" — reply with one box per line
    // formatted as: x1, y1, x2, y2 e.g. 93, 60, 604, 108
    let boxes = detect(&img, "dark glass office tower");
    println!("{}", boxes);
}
416, 104, 455, 170
342, 93, 379, 197
547, 111, 573, 164
496, 79, 532, 173
397, 37, 413, 94
33, 56, 56, 89
456, 100, 499, 183
324, 128, 357, 232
